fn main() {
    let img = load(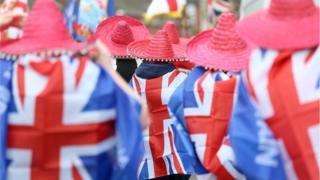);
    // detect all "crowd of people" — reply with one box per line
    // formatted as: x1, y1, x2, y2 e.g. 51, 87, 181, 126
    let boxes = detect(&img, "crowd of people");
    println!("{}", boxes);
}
0, 0, 318, 180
